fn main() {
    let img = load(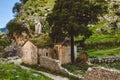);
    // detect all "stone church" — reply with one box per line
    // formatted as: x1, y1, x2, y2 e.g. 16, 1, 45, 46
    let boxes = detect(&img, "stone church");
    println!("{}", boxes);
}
21, 40, 77, 65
